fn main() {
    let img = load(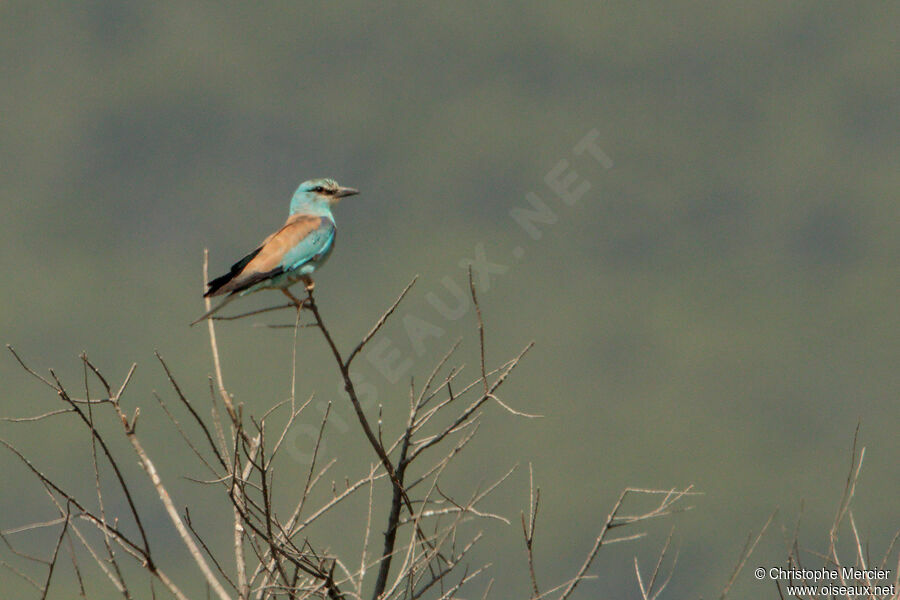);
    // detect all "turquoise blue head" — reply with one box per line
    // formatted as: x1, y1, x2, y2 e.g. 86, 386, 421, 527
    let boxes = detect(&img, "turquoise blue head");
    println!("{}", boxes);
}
290, 178, 359, 215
